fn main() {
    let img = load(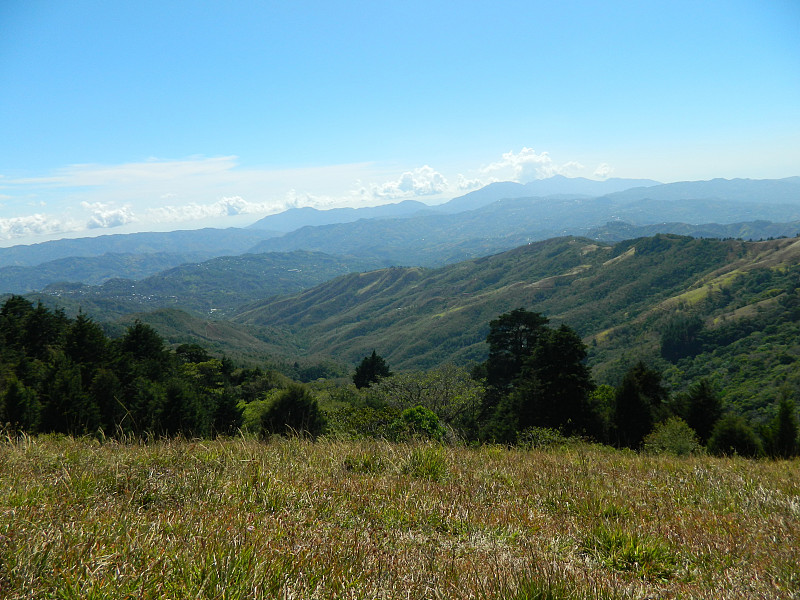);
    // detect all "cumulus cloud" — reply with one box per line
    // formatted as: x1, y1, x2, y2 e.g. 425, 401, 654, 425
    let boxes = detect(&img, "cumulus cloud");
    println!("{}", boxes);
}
594, 163, 614, 179
369, 166, 449, 200
481, 148, 585, 182
456, 175, 486, 191
82, 202, 137, 229
145, 195, 279, 224
0, 213, 79, 240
